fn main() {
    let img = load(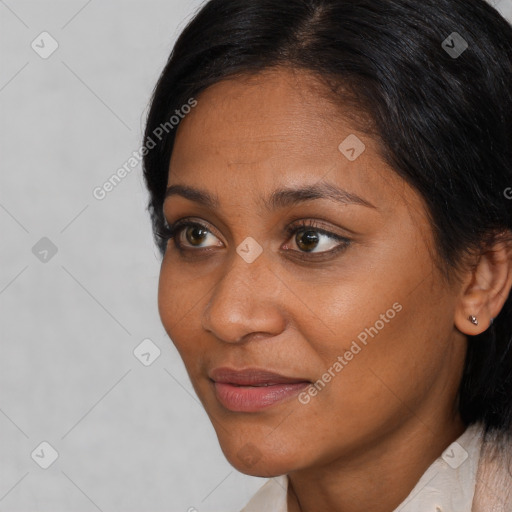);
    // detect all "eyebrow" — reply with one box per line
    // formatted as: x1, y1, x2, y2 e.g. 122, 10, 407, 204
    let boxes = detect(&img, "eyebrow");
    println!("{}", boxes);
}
164, 182, 376, 210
